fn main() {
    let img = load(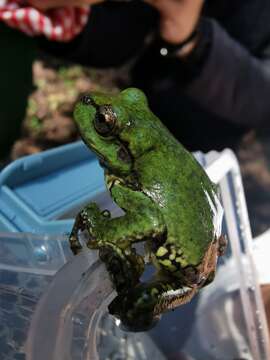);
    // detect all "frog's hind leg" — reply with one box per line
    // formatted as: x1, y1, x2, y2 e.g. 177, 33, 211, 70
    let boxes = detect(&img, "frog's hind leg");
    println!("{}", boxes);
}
154, 282, 197, 315
108, 275, 196, 331
201, 235, 227, 288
